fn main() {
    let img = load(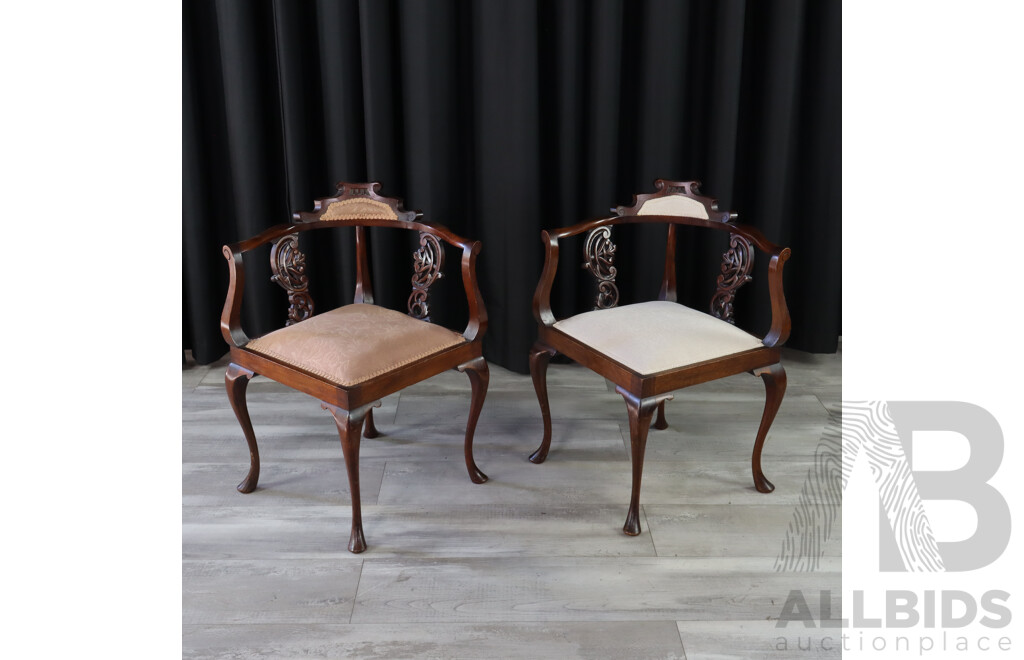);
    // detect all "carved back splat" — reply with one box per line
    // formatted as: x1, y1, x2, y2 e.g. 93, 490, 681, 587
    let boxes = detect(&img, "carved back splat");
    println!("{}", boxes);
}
614, 179, 752, 321
408, 232, 444, 321
710, 233, 754, 324
280, 182, 422, 324
270, 233, 313, 325
583, 227, 619, 309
